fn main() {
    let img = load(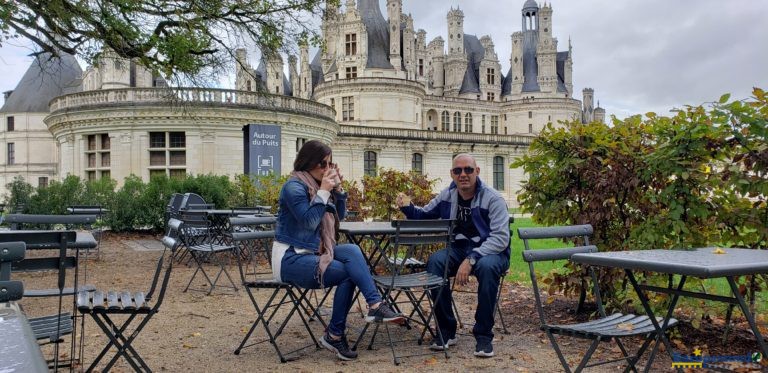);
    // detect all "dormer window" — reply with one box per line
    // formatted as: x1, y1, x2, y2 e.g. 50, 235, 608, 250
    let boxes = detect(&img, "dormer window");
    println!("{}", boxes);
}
486, 68, 495, 85
345, 34, 357, 55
